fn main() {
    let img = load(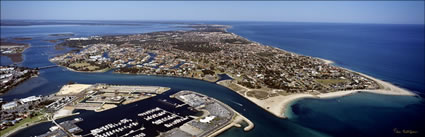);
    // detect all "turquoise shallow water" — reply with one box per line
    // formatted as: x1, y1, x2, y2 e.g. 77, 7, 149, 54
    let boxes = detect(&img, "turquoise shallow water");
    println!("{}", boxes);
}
1, 21, 424, 137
